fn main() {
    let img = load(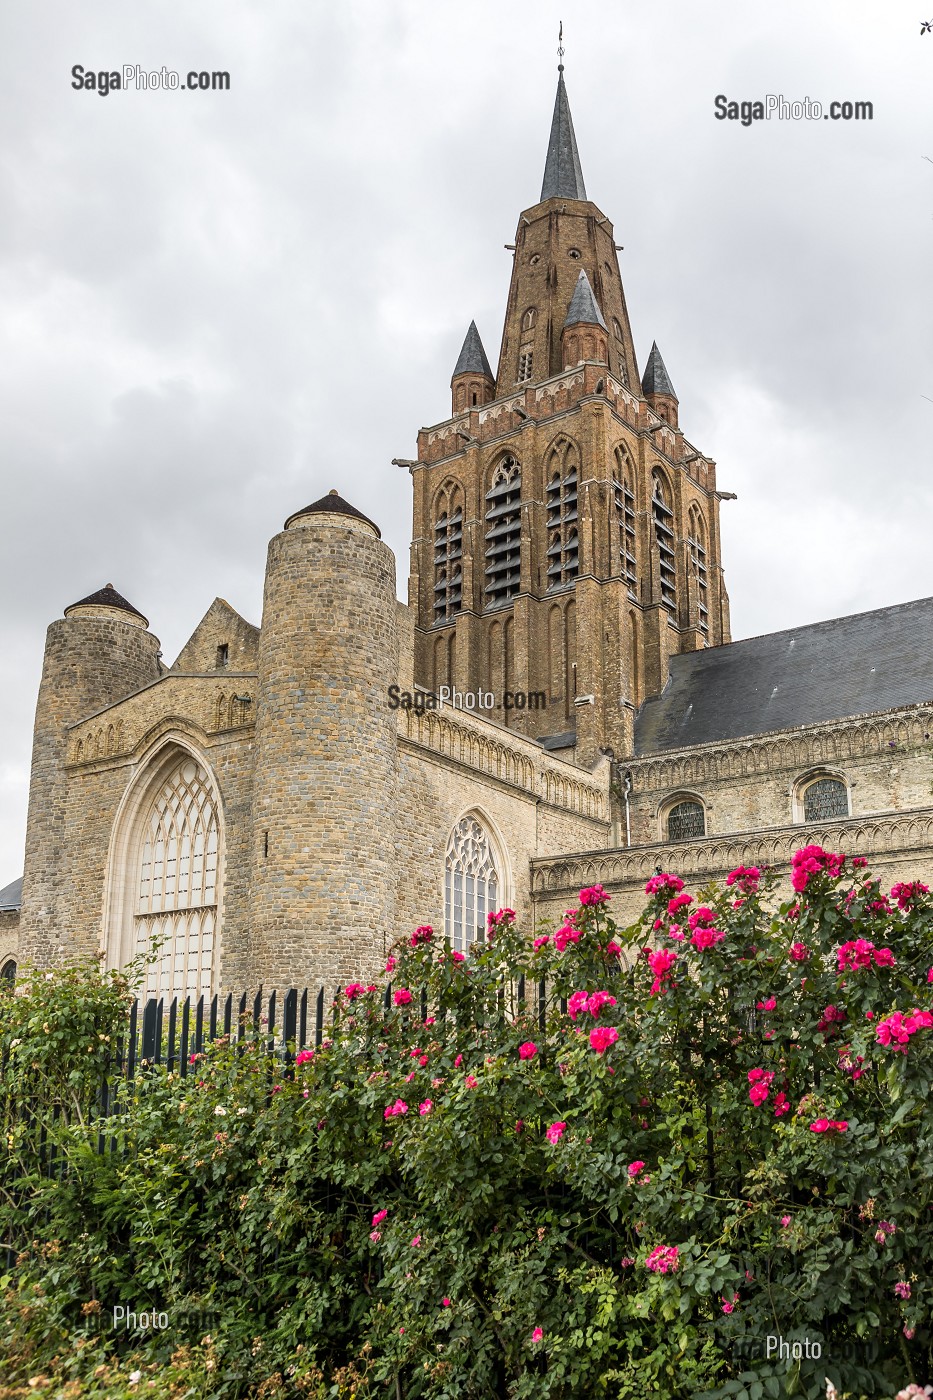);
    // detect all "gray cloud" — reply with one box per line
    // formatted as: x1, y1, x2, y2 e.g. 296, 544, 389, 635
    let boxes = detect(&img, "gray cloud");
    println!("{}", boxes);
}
1, 0, 930, 875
